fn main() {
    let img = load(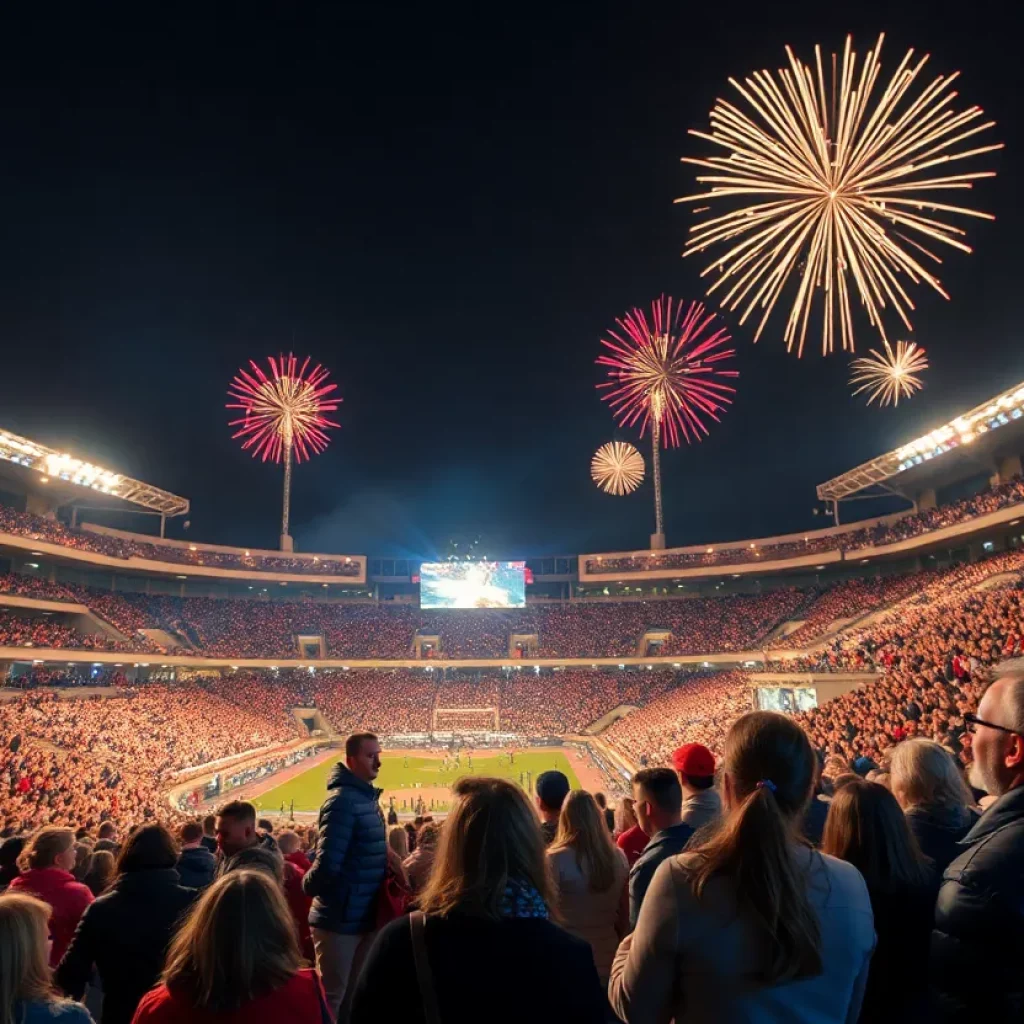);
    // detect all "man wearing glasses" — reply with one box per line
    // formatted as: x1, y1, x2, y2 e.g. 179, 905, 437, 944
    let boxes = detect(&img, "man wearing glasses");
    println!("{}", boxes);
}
931, 675, 1024, 1021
